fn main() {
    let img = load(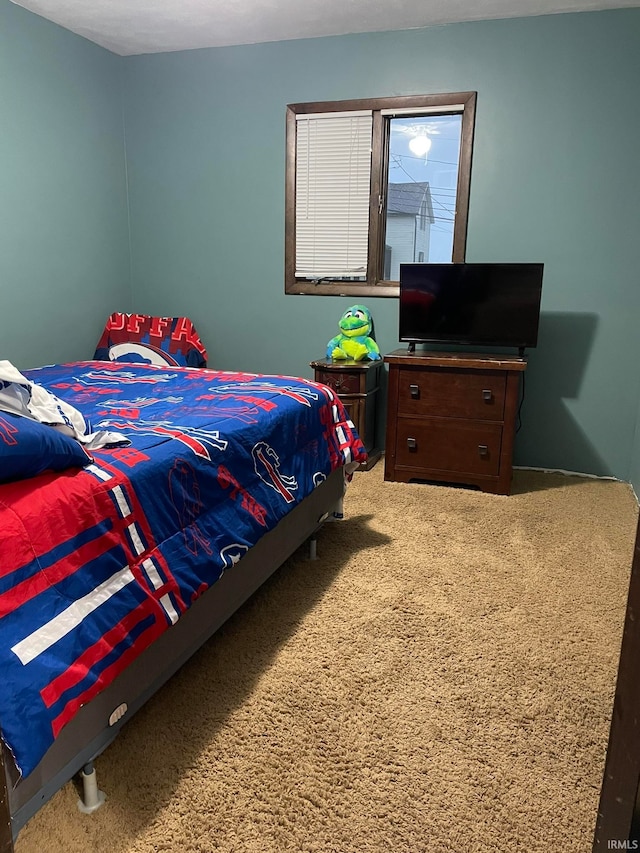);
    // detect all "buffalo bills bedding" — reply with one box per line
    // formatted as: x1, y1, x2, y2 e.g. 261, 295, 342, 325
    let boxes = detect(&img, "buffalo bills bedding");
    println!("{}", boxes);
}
0, 361, 366, 779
